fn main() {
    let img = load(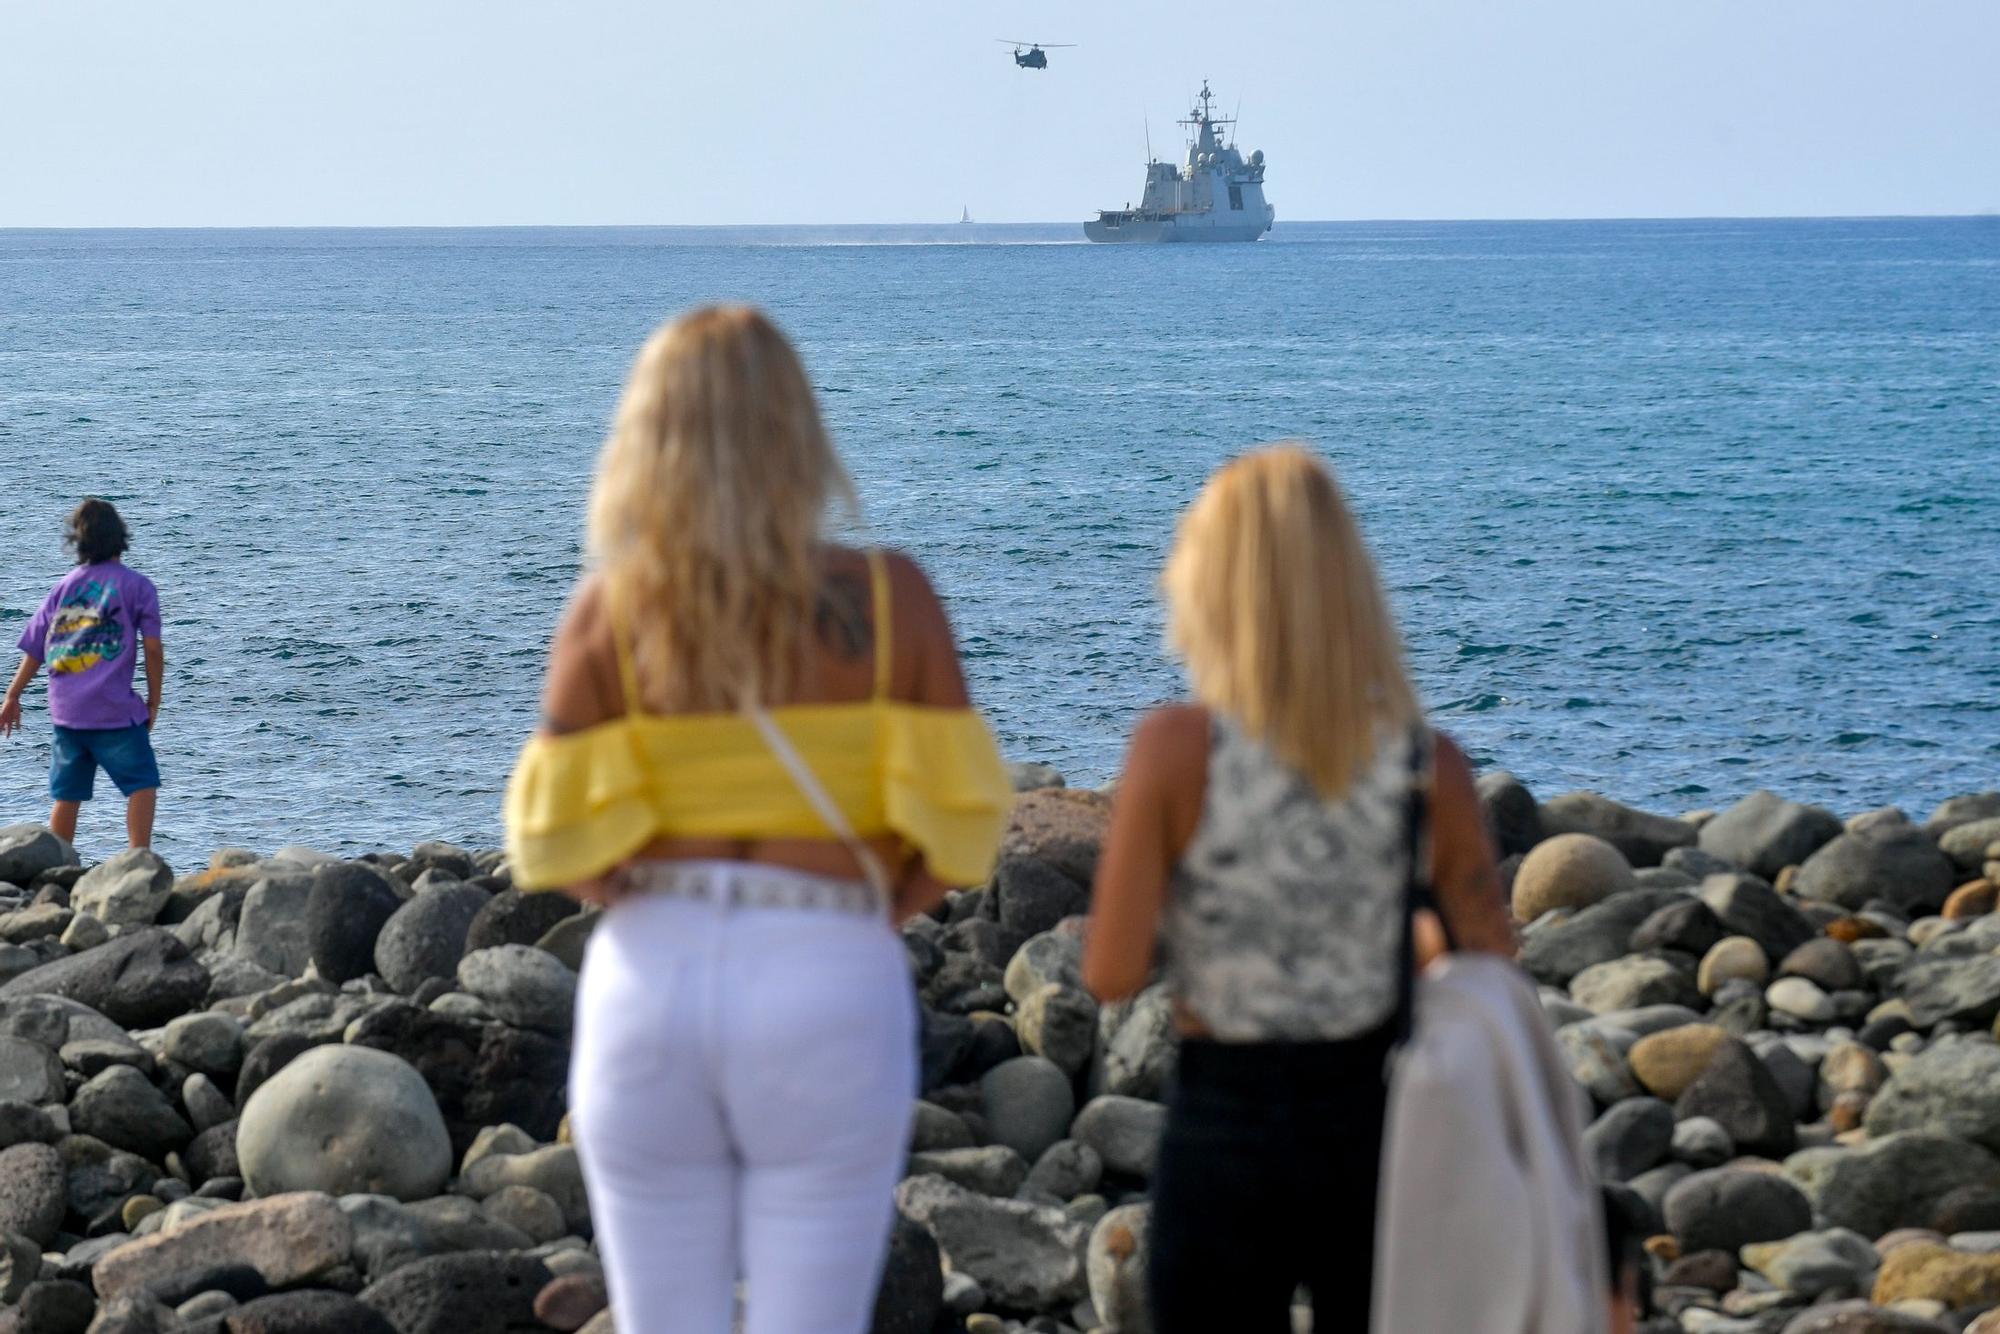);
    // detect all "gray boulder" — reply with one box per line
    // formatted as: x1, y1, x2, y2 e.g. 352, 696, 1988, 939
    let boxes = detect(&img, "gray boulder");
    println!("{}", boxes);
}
1795, 825, 1957, 916
91, 1191, 353, 1303
1926, 792, 2000, 839
1894, 955, 2000, 1029
0, 826, 78, 886
464, 889, 578, 955
993, 856, 1090, 941
455, 945, 576, 1033
1015, 983, 1098, 1077
71, 1065, 193, 1162
1699, 791, 1842, 880
1863, 1040, 2000, 1153
0, 1035, 64, 1105
1520, 888, 1689, 987
0, 1142, 66, 1245
373, 885, 487, 996
1785, 1132, 2000, 1238
1942, 817, 2000, 873
1699, 873, 1816, 959
162, 1013, 244, 1079
71, 850, 174, 929
1024, 1139, 1104, 1202
355, 1249, 551, 1334
1004, 930, 1083, 1004
339, 1194, 532, 1283
231, 876, 315, 978
1673, 1037, 1796, 1159
1538, 792, 1697, 867
1476, 770, 1543, 859
895, 1174, 1090, 1312
305, 861, 404, 984
1092, 985, 1176, 1102
1583, 1097, 1675, 1182
237, 1044, 451, 1201
0, 928, 208, 1027
1663, 1166, 1813, 1254
1569, 956, 1701, 1015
